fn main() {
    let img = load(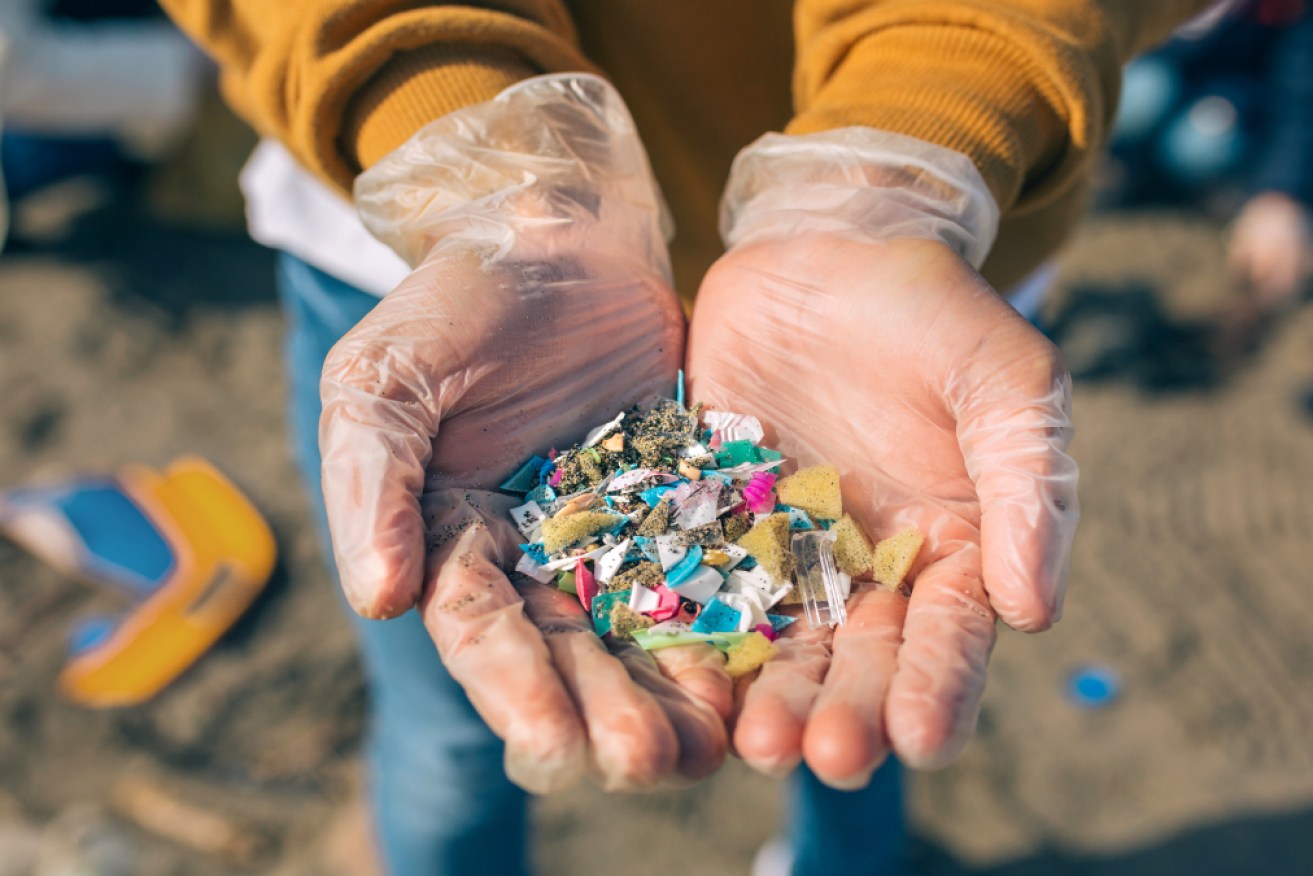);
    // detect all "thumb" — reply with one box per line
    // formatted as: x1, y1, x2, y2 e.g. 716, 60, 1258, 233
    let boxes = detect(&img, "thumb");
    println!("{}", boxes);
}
948, 322, 1080, 632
